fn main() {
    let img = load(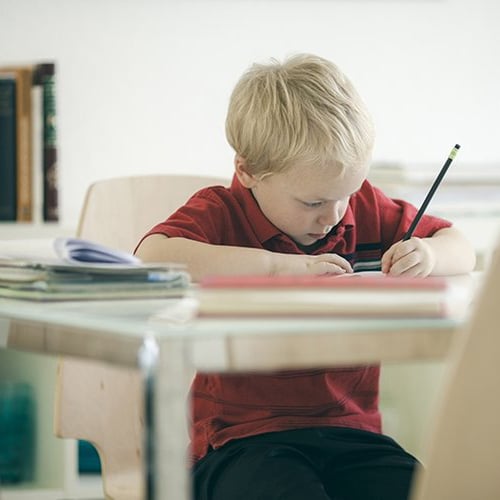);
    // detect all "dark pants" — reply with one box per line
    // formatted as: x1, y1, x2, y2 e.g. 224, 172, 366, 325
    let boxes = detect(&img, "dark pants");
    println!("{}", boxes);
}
193, 427, 418, 500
